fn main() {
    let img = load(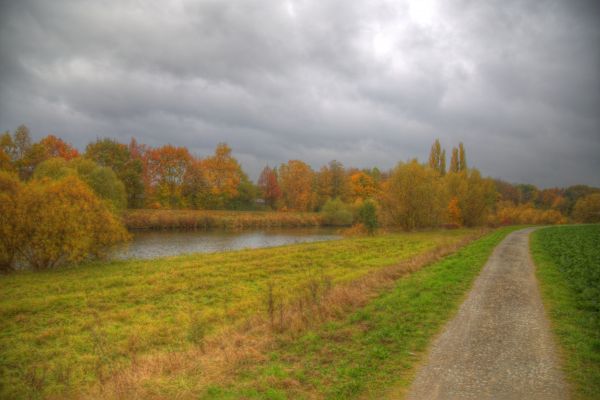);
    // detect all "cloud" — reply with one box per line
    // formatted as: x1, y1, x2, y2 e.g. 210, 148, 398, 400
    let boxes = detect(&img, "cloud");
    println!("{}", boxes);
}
1, 0, 598, 187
